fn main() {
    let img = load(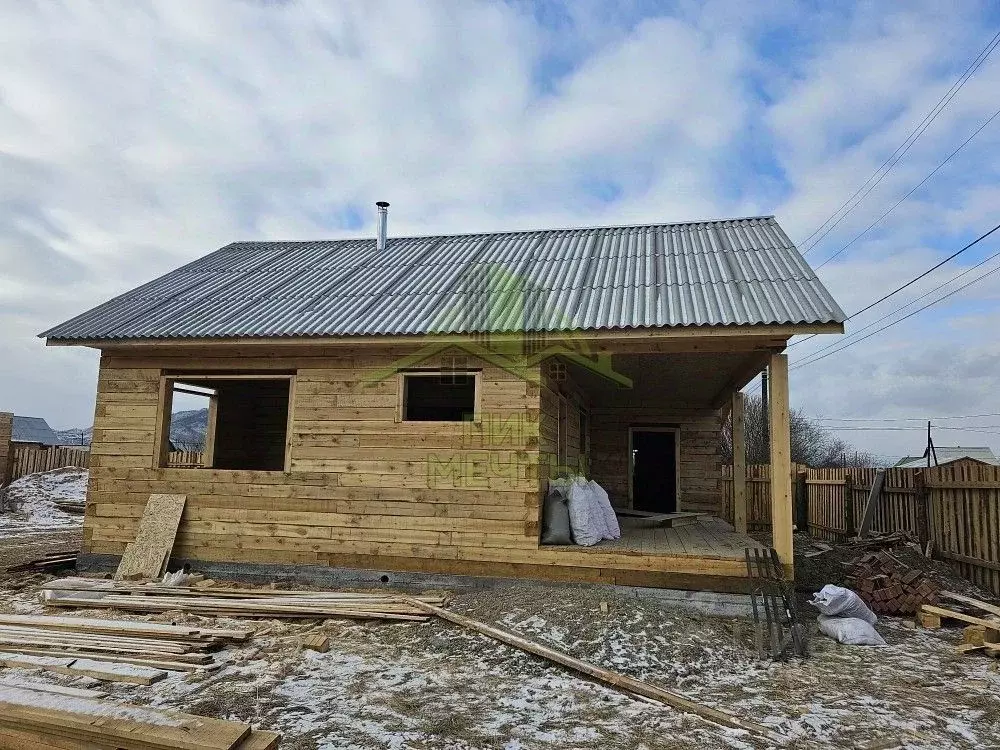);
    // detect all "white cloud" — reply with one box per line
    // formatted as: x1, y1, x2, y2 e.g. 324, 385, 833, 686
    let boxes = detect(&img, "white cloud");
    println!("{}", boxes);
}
0, 0, 997, 461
